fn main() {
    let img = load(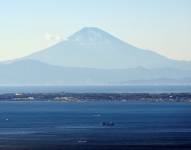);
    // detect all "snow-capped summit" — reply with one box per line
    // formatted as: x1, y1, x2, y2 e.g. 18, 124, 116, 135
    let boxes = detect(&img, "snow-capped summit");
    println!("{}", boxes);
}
67, 27, 121, 44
